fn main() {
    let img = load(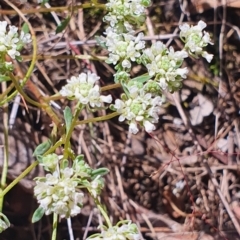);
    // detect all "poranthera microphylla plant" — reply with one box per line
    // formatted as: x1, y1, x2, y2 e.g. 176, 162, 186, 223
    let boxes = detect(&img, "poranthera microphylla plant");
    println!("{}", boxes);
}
0, 0, 213, 239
